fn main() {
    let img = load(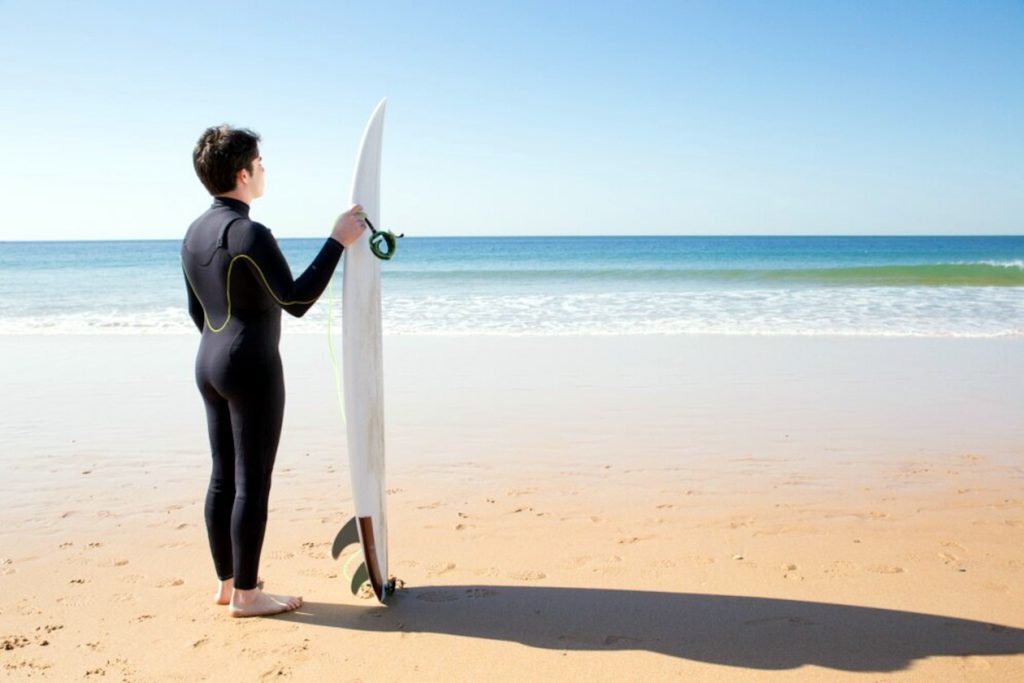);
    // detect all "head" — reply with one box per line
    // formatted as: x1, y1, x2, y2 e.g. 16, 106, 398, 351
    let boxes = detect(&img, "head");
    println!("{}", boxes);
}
193, 125, 264, 201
